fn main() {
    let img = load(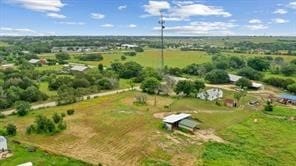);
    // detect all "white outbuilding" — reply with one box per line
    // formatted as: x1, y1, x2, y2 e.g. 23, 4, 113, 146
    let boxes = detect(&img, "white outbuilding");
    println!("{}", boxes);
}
0, 136, 8, 151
